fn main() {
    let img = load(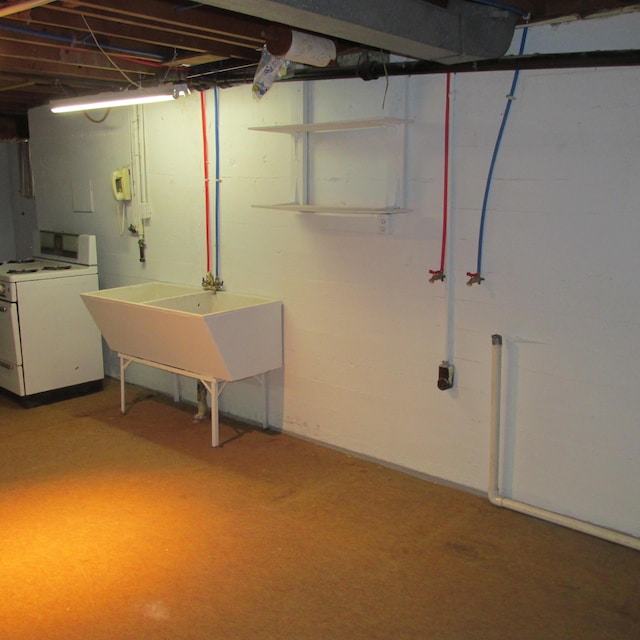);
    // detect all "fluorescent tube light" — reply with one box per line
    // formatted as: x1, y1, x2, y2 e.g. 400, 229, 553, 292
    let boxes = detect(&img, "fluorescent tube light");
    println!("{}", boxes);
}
50, 84, 190, 114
